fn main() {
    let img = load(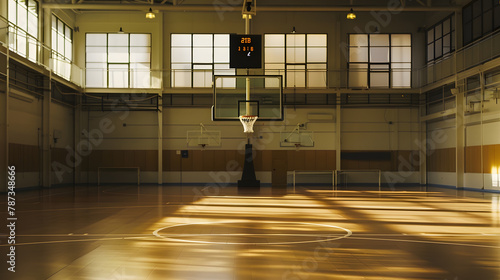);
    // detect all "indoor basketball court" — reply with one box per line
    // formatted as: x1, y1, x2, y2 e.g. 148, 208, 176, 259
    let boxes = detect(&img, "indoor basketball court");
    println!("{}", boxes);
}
1, 0, 500, 279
